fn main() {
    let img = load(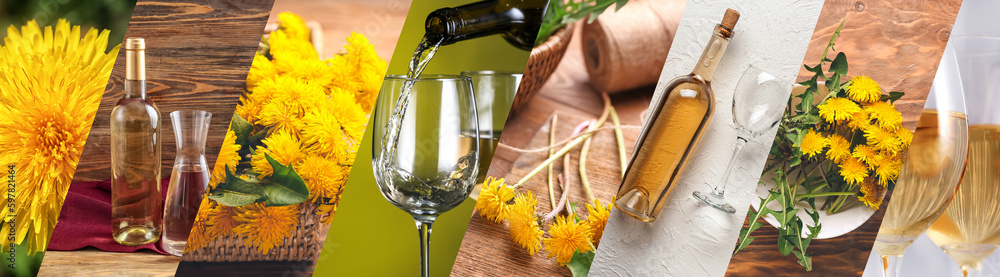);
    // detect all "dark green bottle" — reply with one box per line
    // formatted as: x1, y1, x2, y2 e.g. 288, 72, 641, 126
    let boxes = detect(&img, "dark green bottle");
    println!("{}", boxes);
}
425, 0, 548, 50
